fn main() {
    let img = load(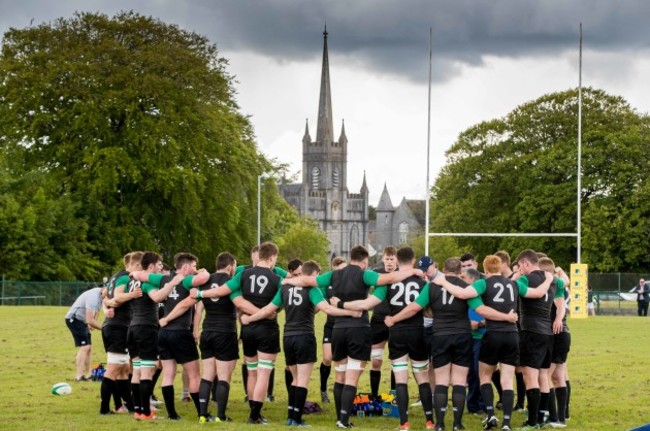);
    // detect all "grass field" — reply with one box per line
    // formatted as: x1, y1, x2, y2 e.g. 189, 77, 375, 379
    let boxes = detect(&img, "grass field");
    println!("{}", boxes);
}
1, 306, 649, 431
